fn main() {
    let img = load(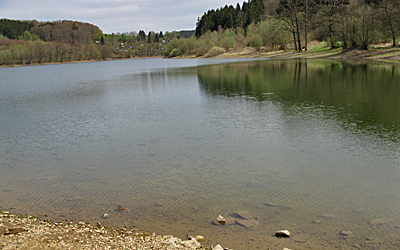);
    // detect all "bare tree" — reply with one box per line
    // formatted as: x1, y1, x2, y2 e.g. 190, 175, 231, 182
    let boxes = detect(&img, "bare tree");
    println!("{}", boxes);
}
278, 0, 302, 51
376, 0, 400, 47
